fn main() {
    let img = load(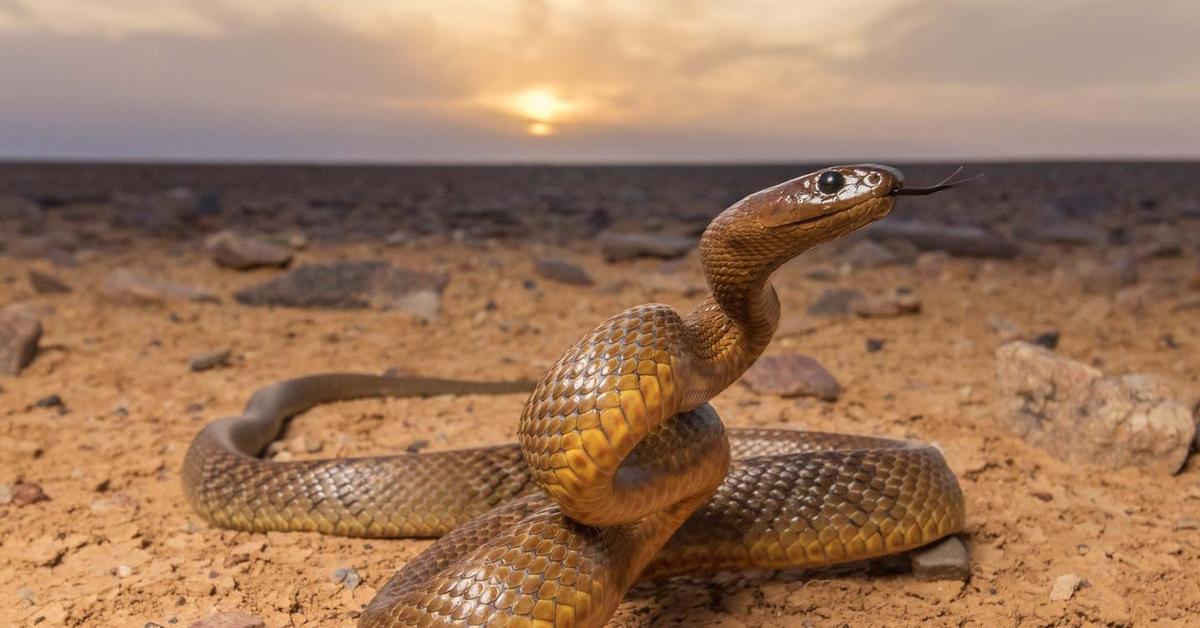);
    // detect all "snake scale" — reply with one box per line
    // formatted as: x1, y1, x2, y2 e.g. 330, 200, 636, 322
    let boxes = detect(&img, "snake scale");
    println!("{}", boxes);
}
183, 165, 968, 627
